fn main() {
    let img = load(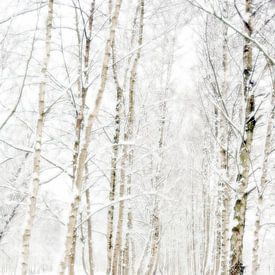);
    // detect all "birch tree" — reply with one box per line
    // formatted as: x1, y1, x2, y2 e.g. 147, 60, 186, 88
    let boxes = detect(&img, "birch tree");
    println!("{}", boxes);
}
229, 0, 256, 273
111, 1, 144, 274
68, 1, 96, 273
59, 0, 123, 273
21, 1, 54, 274
251, 66, 275, 275
106, 3, 138, 272
220, 19, 231, 275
